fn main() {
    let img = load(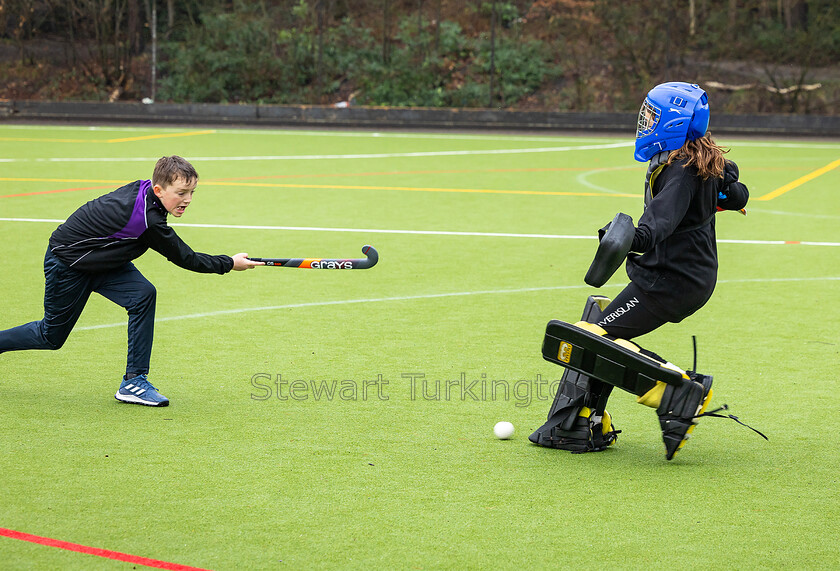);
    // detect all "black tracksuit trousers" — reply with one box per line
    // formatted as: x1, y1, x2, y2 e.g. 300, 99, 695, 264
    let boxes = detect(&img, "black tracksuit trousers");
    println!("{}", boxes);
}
0, 249, 156, 376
